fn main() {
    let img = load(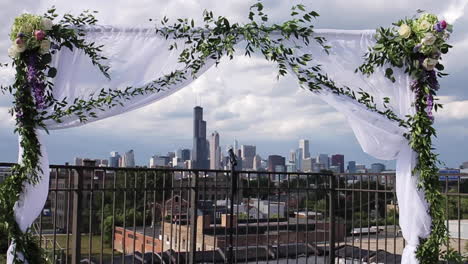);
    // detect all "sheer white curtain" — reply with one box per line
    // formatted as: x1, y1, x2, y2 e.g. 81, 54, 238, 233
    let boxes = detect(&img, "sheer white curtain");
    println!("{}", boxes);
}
290, 29, 431, 263
8, 26, 217, 263
9, 27, 430, 264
